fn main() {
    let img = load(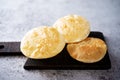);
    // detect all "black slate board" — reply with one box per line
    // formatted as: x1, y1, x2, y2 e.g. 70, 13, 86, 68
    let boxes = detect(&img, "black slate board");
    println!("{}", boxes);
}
0, 42, 22, 55
24, 32, 111, 70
